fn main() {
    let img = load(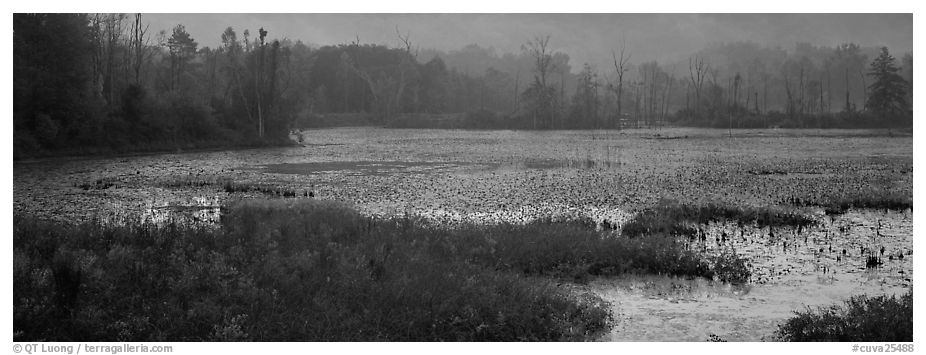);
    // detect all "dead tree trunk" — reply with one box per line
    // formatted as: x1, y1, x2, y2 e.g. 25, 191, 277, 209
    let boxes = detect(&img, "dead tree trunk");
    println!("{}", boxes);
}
611, 40, 630, 129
